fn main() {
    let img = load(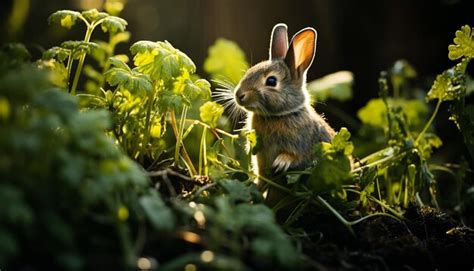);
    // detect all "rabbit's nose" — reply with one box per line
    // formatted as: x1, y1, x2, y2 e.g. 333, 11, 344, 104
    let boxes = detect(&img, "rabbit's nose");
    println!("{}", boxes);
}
237, 93, 248, 103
